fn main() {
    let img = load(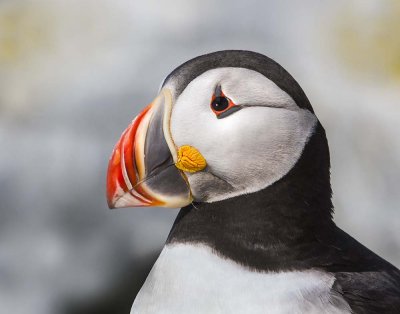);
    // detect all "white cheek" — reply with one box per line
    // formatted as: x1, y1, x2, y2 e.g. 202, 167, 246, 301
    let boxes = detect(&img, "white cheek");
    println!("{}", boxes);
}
172, 106, 316, 201
169, 68, 317, 202
218, 108, 316, 191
